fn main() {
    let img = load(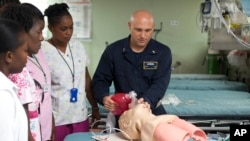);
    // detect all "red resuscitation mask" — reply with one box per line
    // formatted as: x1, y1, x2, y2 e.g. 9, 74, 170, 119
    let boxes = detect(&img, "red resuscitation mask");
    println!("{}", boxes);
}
111, 93, 132, 115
